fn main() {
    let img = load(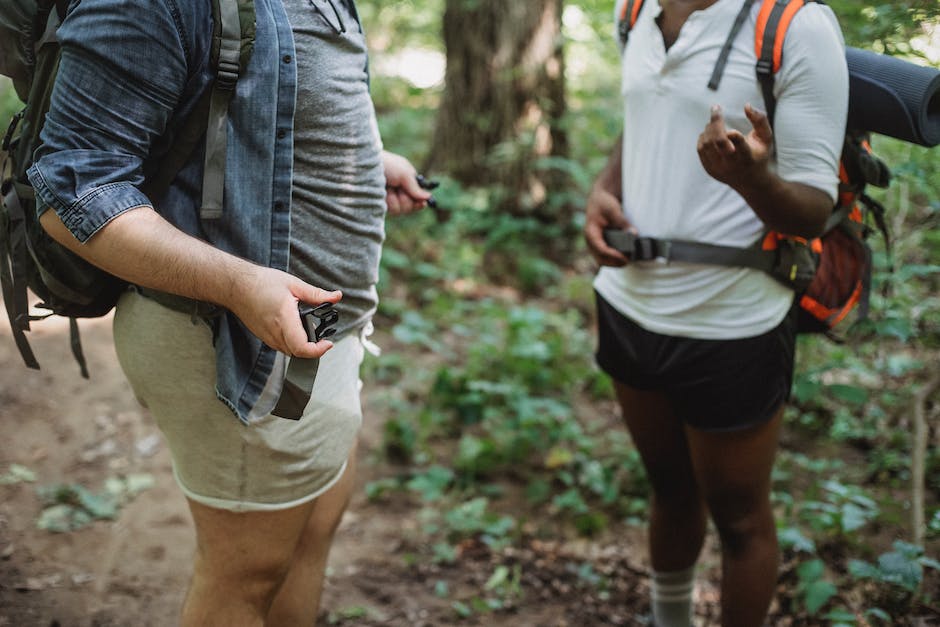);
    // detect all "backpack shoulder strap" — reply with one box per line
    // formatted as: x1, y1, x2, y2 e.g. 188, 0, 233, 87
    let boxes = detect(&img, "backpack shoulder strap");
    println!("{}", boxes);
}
142, 0, 255, 215
199, 0, 254, 219
754, 0, 820, 126
617, 0, 646, 49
